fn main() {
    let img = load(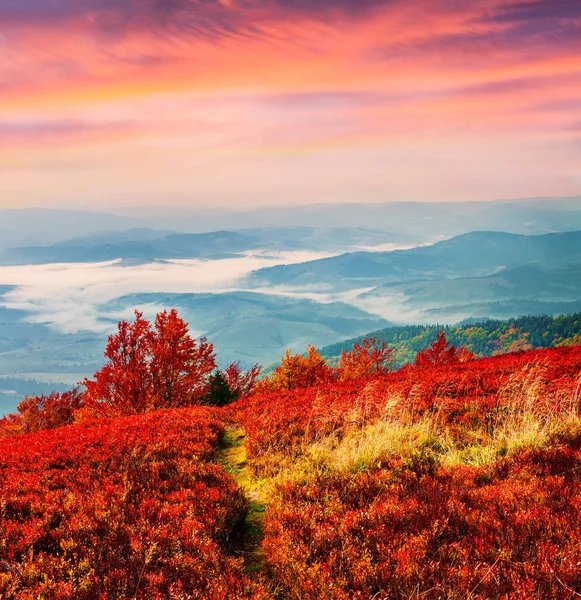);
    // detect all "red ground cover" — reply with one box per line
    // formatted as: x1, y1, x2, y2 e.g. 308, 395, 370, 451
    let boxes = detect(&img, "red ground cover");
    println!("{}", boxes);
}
232, 346, 581, 470
0, 408, 268, 599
